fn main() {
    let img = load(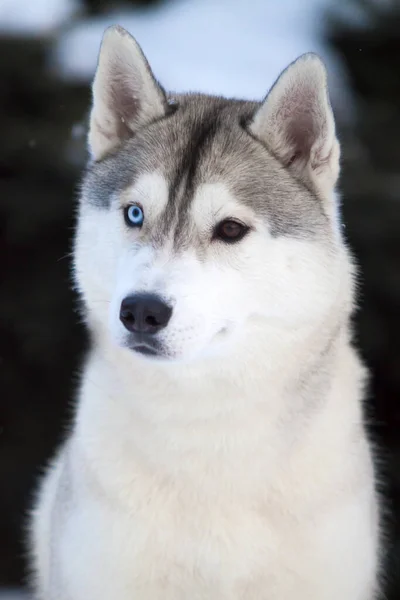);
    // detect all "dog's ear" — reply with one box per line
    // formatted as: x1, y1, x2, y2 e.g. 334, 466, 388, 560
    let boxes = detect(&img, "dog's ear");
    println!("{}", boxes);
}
89, 25, 168, 161
250, 54, 340, 197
